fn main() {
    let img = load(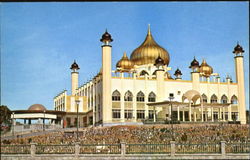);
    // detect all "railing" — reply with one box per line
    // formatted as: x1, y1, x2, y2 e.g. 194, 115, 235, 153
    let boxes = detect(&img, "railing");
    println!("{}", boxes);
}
175, 143, 221, 154
127, 144, 171, 154
36, 144, 75, 154
1, 145, 30, 154
79, 144, 121, 154
13, 124, 62, 133
1, 142, 249, 156
226, 143, 250, 153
